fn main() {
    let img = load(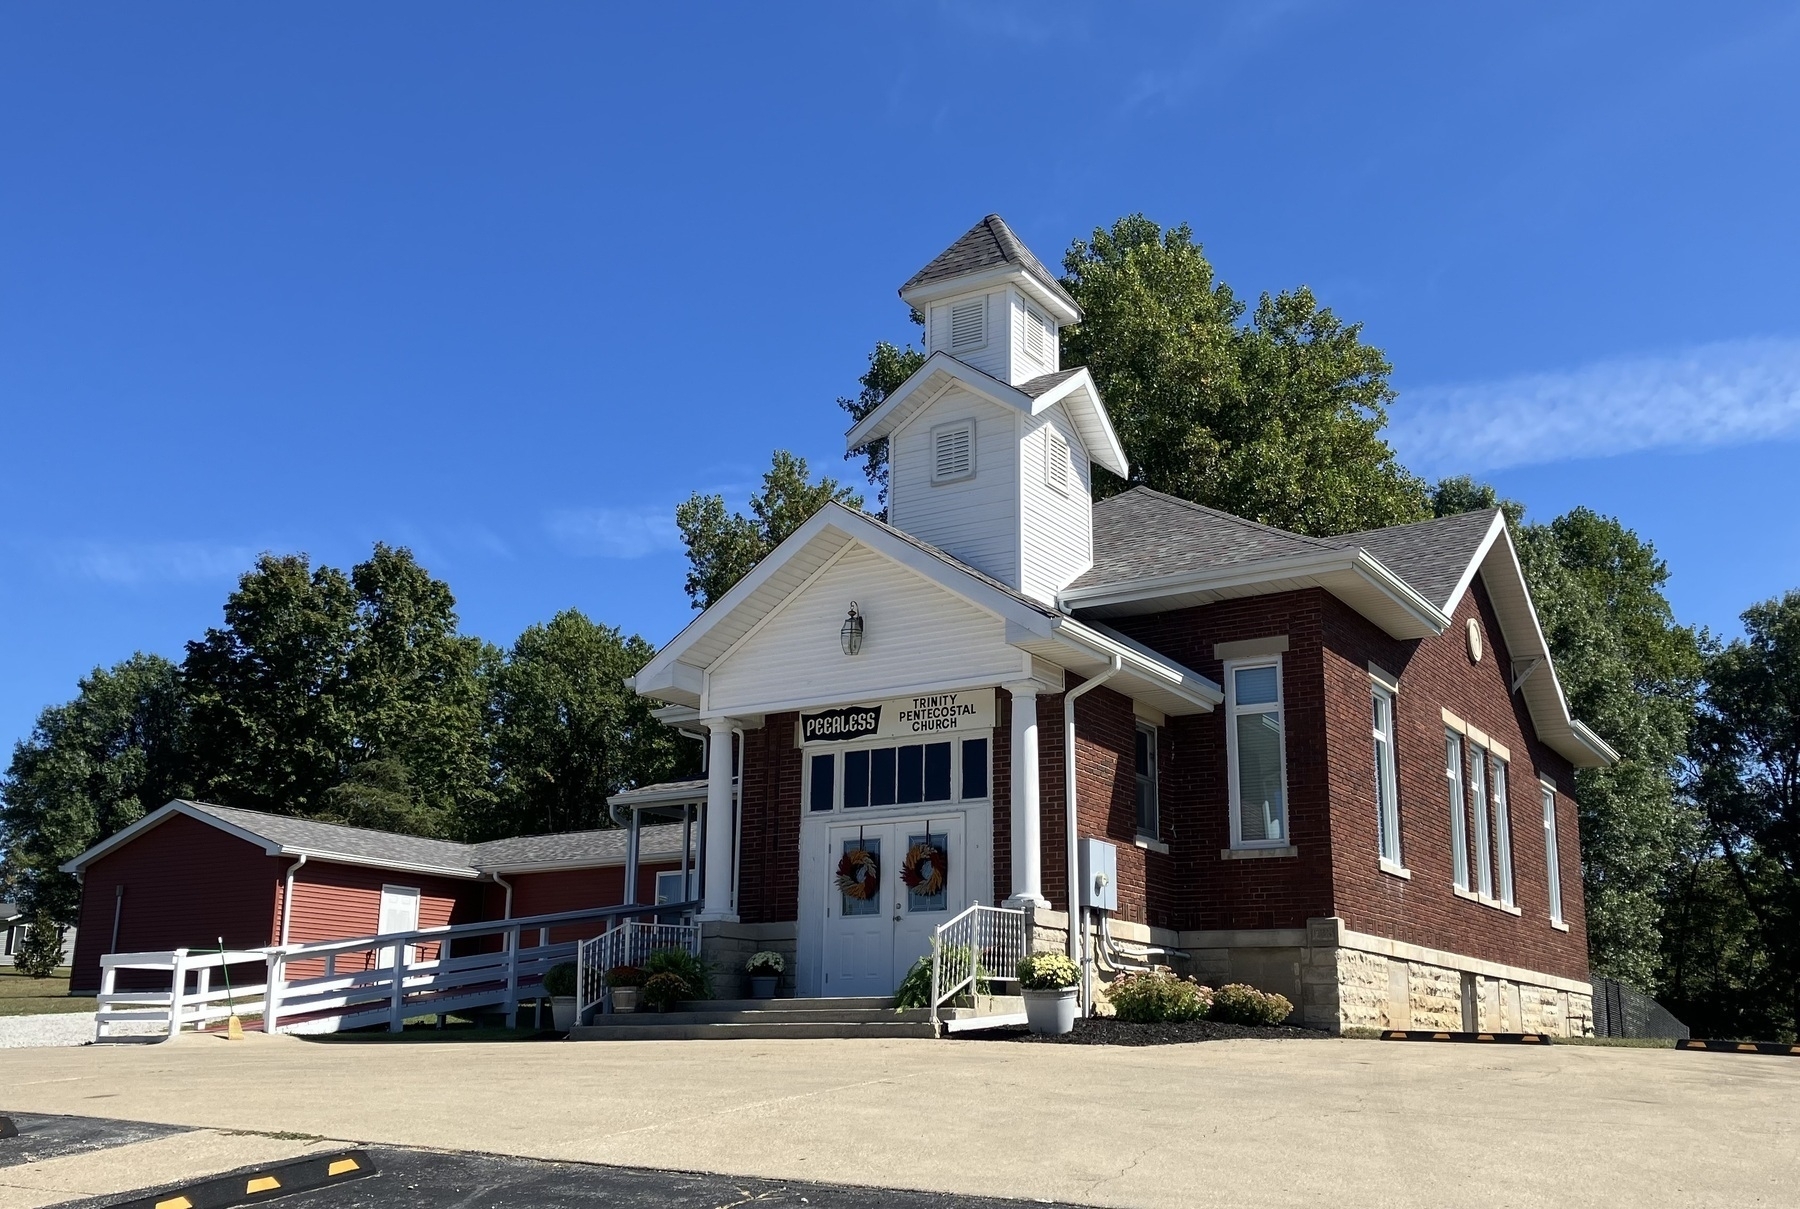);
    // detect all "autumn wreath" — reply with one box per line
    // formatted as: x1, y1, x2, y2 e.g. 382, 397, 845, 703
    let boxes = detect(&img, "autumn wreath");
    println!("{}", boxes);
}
835, 846, 880, 900
900, 840, 947, 897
